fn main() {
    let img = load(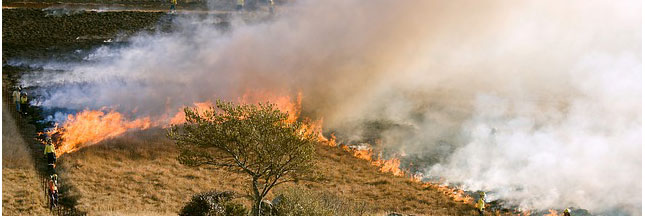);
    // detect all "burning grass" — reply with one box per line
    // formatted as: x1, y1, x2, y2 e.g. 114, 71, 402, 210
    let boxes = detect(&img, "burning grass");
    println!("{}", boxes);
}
46, 108, 153, 155
45, 90, 306, 156
44, 91, 484, 215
